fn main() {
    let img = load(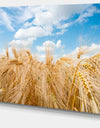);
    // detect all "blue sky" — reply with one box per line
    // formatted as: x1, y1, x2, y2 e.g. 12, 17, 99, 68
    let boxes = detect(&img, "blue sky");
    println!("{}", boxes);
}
0, 4, 100, 60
